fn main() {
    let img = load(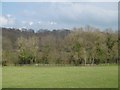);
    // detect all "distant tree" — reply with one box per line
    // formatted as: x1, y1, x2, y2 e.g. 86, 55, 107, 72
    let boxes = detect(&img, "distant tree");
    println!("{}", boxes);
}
2, 27, 119, 66
17, 36, 39, 65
